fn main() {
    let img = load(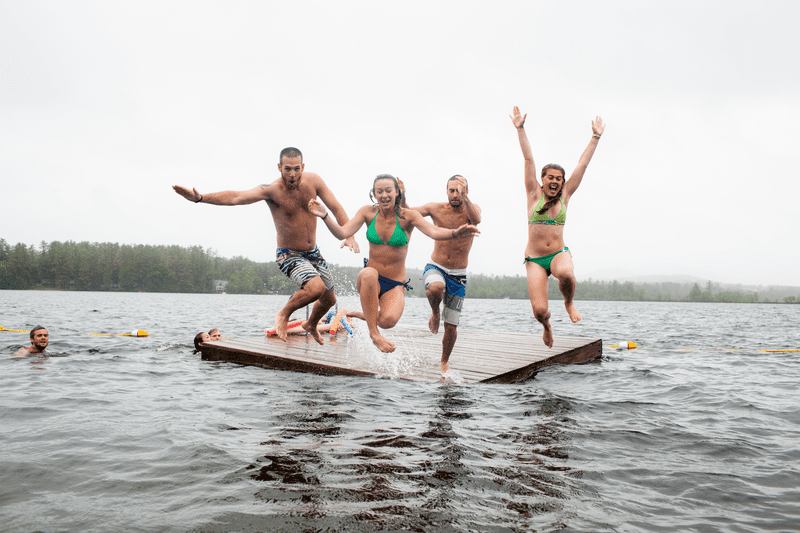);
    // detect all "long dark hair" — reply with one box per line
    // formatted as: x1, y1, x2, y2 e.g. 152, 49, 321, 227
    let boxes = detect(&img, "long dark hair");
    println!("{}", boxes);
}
537, 164, 566, 214
193, 332, 206, 352
370, 174, 403, 216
